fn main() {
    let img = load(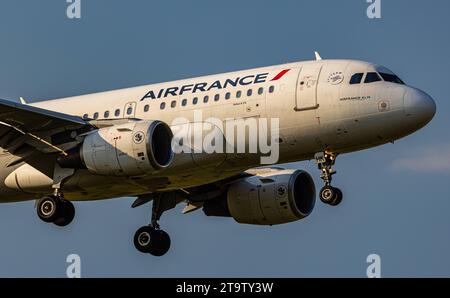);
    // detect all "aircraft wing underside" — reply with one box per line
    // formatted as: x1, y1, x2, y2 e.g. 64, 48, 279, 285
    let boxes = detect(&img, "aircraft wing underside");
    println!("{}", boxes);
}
0, 98, 93, 158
